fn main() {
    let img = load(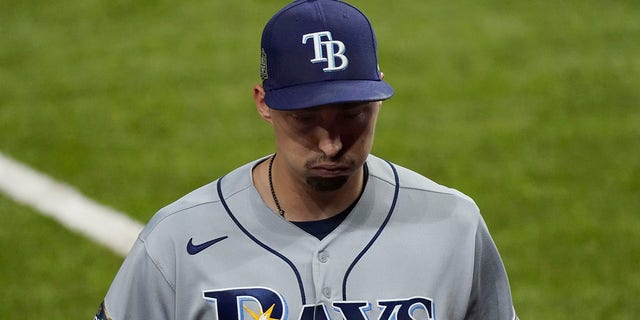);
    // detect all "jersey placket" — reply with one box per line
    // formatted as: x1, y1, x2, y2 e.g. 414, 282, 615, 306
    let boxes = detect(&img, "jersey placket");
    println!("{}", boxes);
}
311, 243, 341, 309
